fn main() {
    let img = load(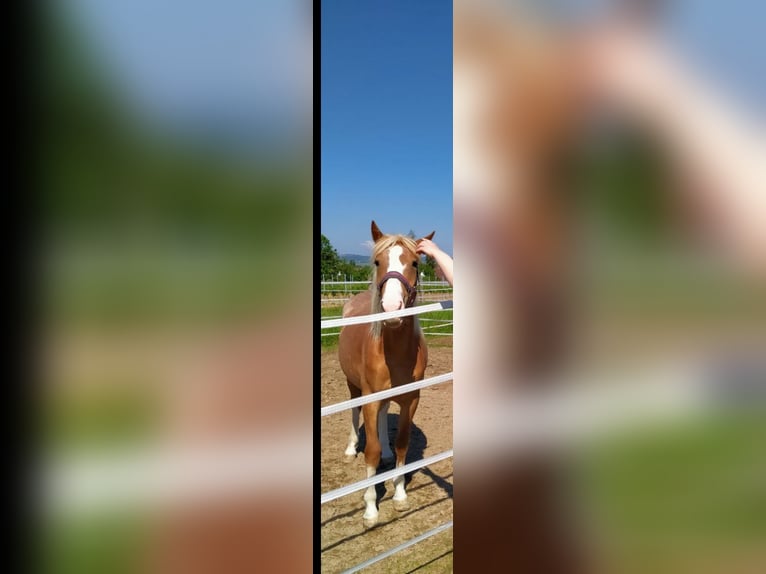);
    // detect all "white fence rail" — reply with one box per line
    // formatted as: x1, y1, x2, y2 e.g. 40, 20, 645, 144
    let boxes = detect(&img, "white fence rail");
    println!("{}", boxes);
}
321, 300, 454, 339
341, 521, 453, 574
320, 300, 452, 329
44, 434, 311, 514
321, 373, 454, 417
321, 450, 454, 505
